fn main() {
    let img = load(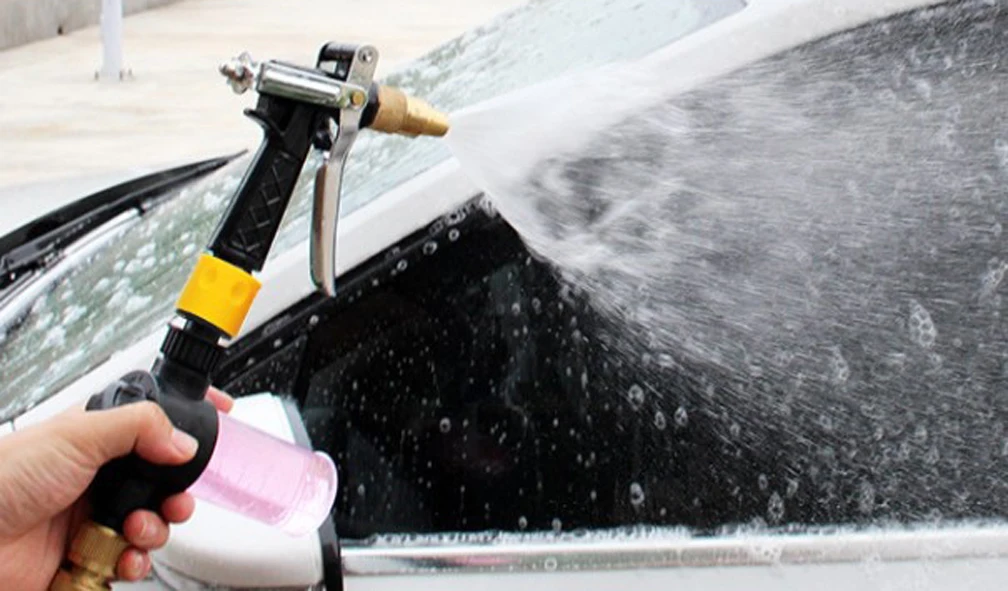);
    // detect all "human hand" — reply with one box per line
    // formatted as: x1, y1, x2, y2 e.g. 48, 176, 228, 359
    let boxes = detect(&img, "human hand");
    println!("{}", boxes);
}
0, 387, 234, 590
